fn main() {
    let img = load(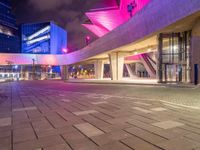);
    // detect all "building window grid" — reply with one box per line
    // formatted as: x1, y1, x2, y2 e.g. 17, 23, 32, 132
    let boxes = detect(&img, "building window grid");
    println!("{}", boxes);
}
159, 31, 191, 83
